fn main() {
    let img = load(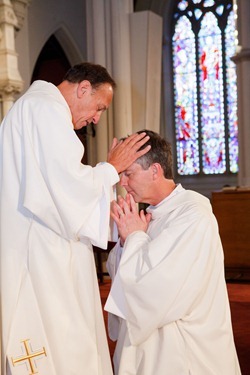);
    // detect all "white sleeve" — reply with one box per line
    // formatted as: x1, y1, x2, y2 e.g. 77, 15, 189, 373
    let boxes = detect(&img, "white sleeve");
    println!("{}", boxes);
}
105, 214, 223, 345
20, 97, 119, 248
